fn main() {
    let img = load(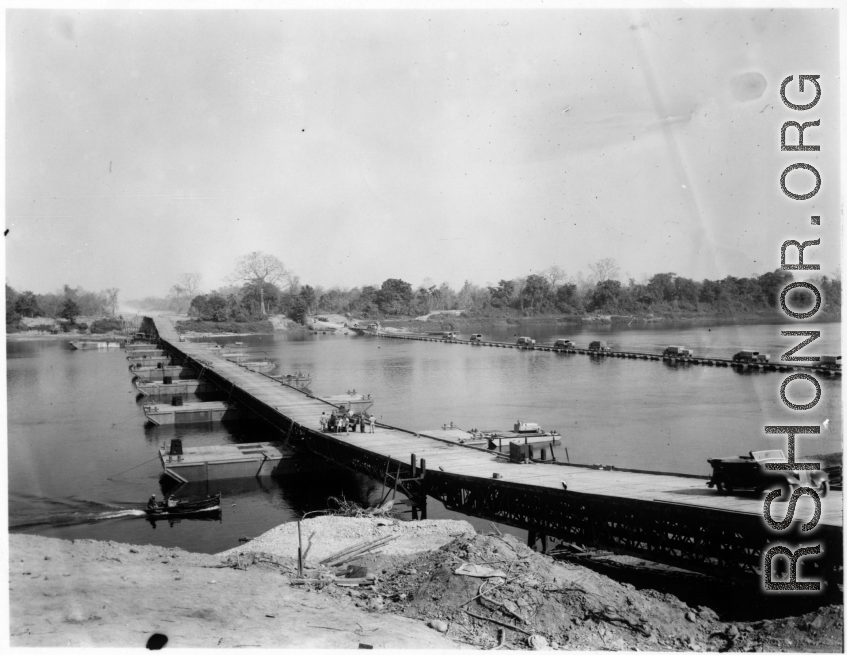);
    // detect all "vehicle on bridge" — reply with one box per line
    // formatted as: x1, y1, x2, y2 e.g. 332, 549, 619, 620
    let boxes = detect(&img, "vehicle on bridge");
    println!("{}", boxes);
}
819, 355, 842, 370
553, 339, 575, 351
516, 337, 536, 346
663, 345, 694, 358
706, 449, 829, 497
470, 334, 484, 342
588, 340, 611, 352
428, 331, 457, 340
732, 349, 770, 363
